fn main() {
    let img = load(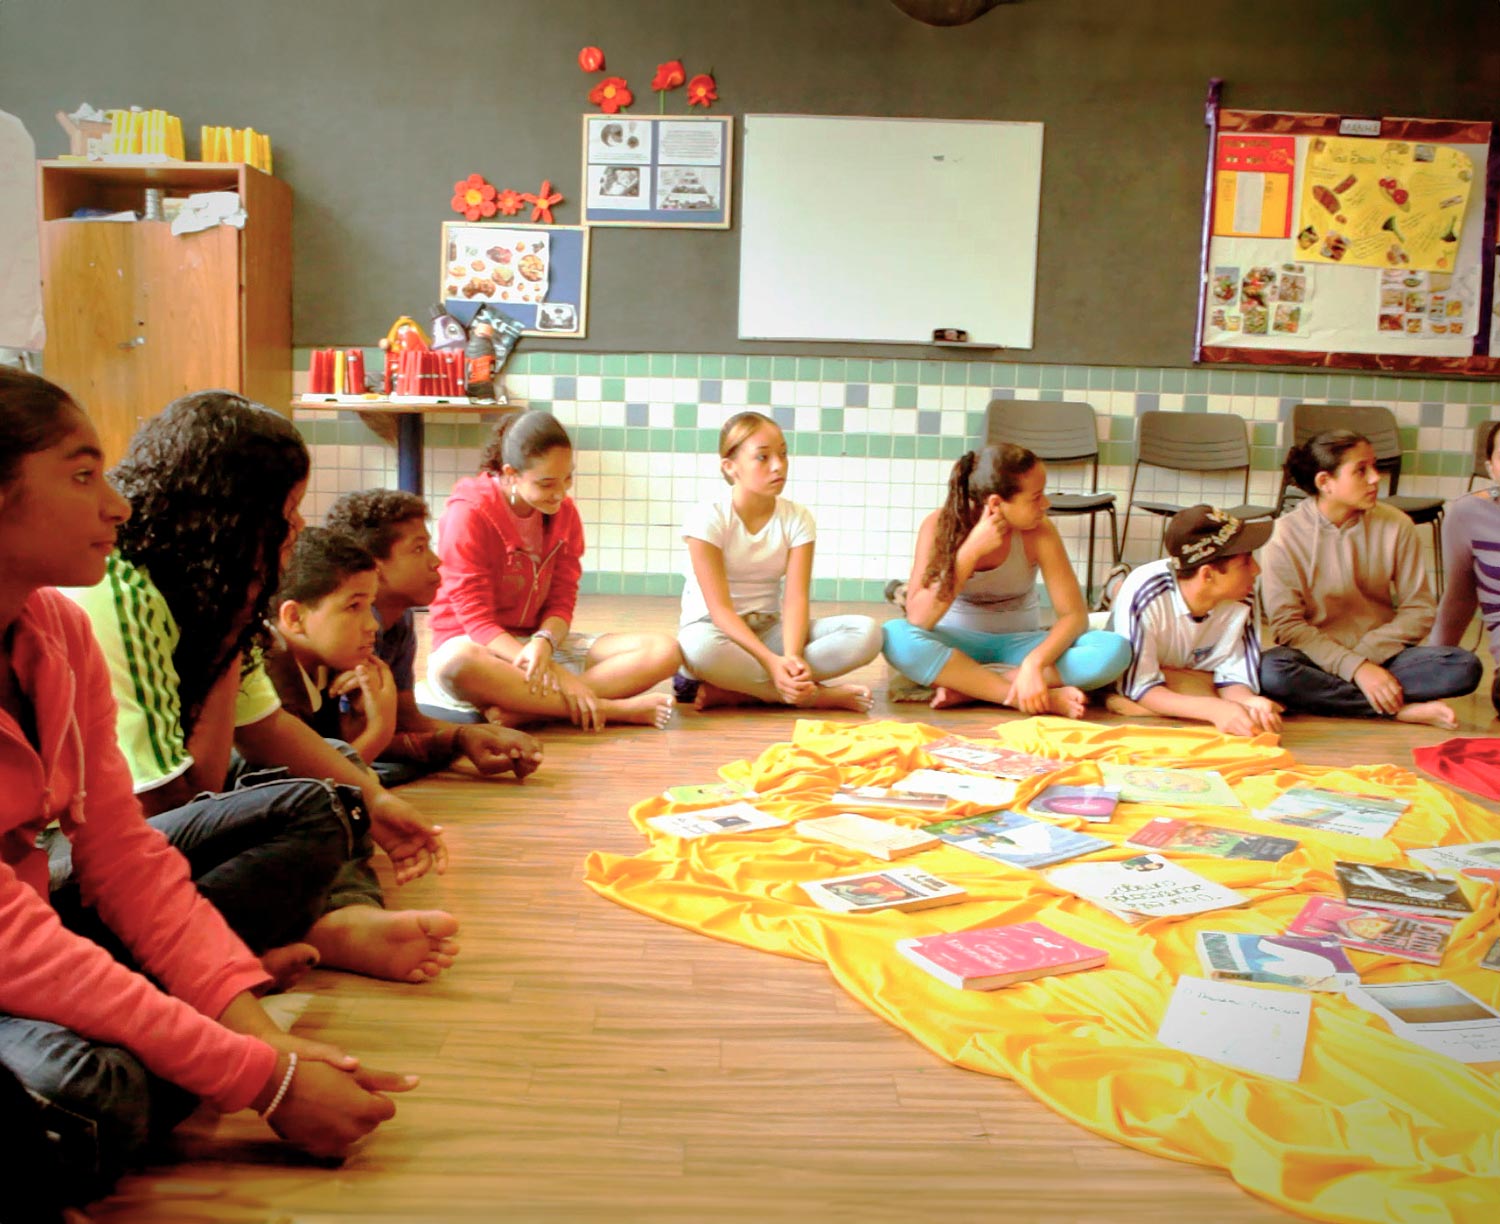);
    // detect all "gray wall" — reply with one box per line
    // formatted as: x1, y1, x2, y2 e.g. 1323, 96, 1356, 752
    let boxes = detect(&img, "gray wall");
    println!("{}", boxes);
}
5, 0, 1497, 365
